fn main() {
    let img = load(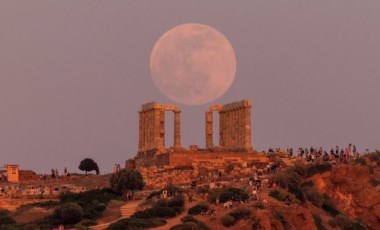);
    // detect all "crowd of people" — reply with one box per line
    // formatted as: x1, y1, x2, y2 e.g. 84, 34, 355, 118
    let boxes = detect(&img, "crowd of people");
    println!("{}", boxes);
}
268, 144, 371, 163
